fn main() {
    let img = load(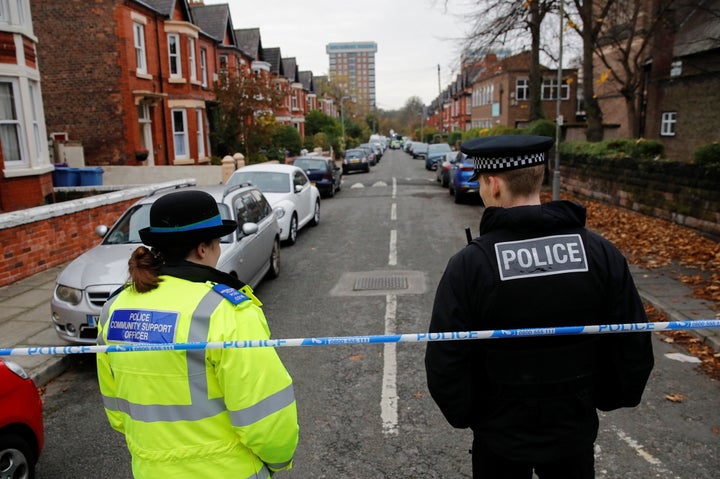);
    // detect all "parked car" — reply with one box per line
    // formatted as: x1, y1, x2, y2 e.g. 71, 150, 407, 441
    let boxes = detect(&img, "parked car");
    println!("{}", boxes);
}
0, 358, 44, 478
359, 143, 381, 163
403, 140, 415, 153
51, 183, 282, 344
293, 155, 342, 198
436, 151, 460, 187
448, 153, 482, 204
342, 148, 370, 174
389, 138, 401, 149
227, 163, 321, 246
425, 143, 453, 171
356, 145, 377, 166
411, 142, 429, 160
